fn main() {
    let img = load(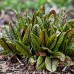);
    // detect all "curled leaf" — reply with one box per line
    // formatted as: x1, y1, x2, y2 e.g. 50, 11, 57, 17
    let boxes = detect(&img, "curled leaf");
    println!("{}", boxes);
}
45, 57, 59, 72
